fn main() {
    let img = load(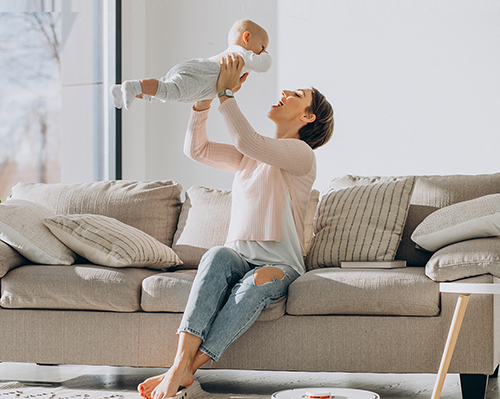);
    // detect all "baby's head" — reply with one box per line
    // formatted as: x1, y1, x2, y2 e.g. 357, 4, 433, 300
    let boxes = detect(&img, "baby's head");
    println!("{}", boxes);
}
228, 19, 269, 55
